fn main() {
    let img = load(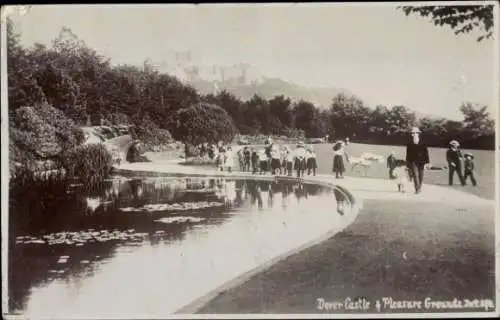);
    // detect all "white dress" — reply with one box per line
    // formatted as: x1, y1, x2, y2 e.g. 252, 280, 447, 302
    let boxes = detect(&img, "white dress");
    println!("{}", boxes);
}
224, 150, 234, 168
